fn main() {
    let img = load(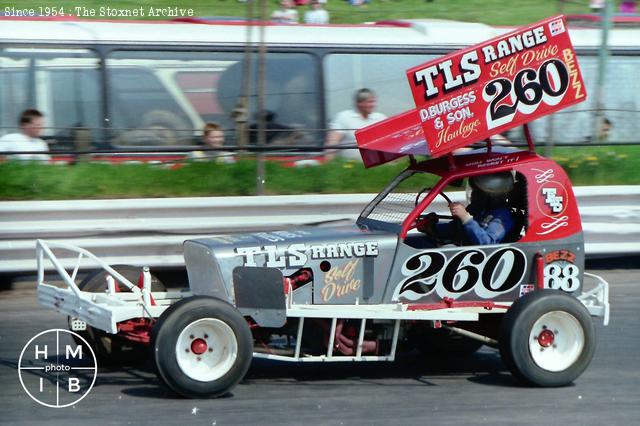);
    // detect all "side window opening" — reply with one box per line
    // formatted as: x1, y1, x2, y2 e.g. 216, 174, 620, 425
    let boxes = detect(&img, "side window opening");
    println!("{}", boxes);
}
400, 171, 528, 249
